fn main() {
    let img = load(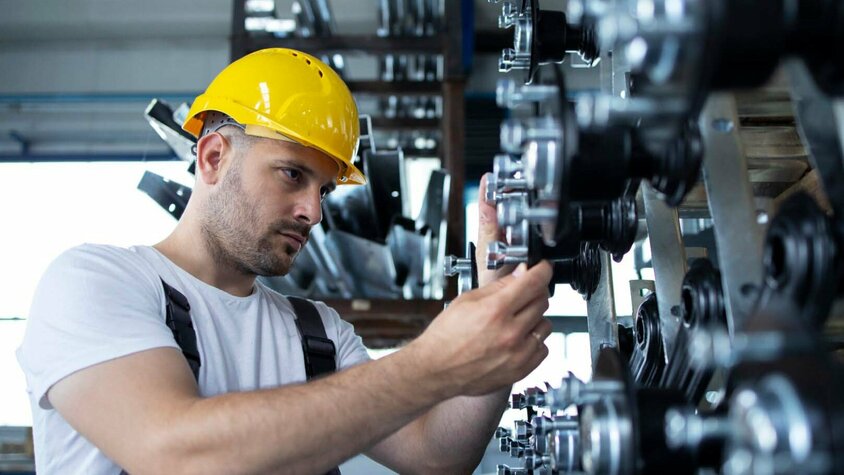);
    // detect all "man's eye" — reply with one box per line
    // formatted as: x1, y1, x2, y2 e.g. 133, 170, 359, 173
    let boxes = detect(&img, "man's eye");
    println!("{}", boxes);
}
283, 168, 301, 181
